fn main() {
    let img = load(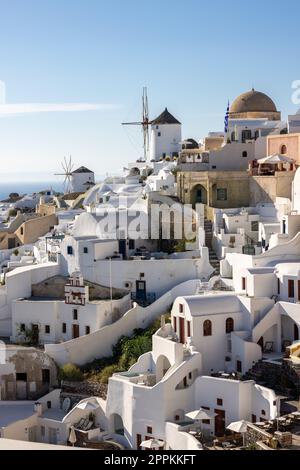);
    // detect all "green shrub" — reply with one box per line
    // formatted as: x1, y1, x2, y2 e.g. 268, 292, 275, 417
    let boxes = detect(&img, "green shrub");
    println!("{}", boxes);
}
59, 363, 83, 382
99, 365, 121, 384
